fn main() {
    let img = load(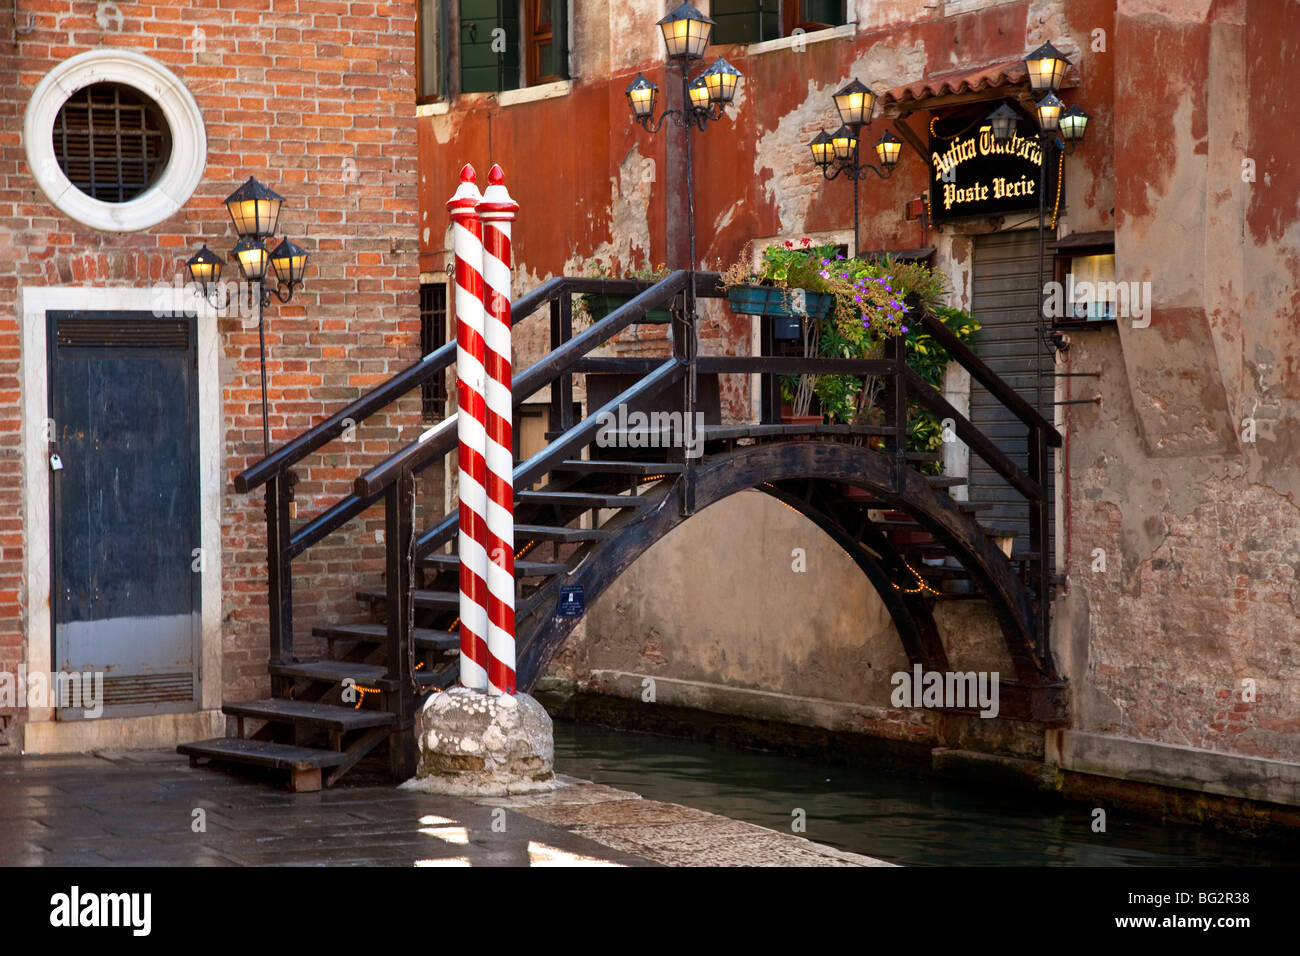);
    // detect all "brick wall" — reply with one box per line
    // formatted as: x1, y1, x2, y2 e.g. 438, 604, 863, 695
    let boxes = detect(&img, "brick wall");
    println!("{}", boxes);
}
0, 0, 420, 740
